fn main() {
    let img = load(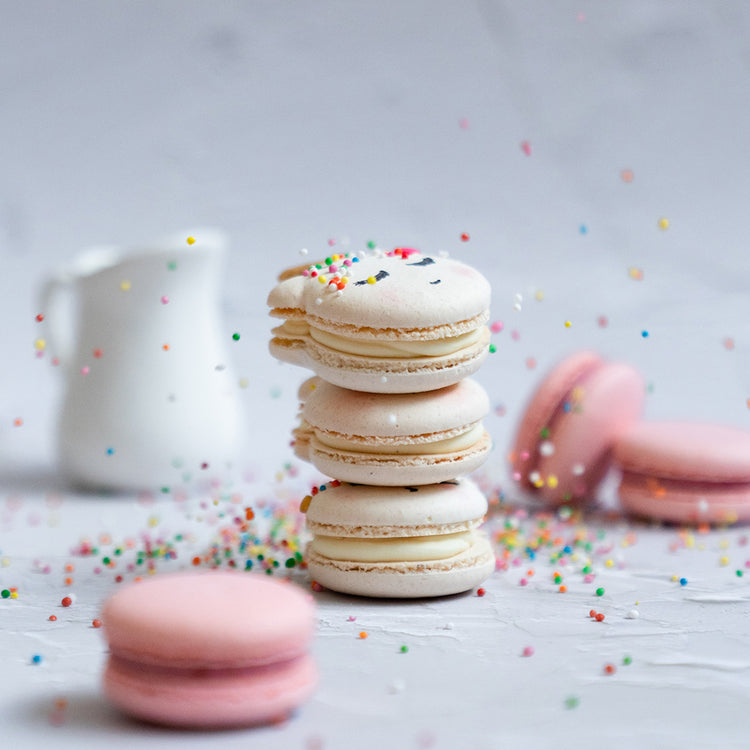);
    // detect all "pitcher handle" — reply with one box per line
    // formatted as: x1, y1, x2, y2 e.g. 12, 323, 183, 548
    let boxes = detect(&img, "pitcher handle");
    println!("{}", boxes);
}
39, 271, 76, 372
